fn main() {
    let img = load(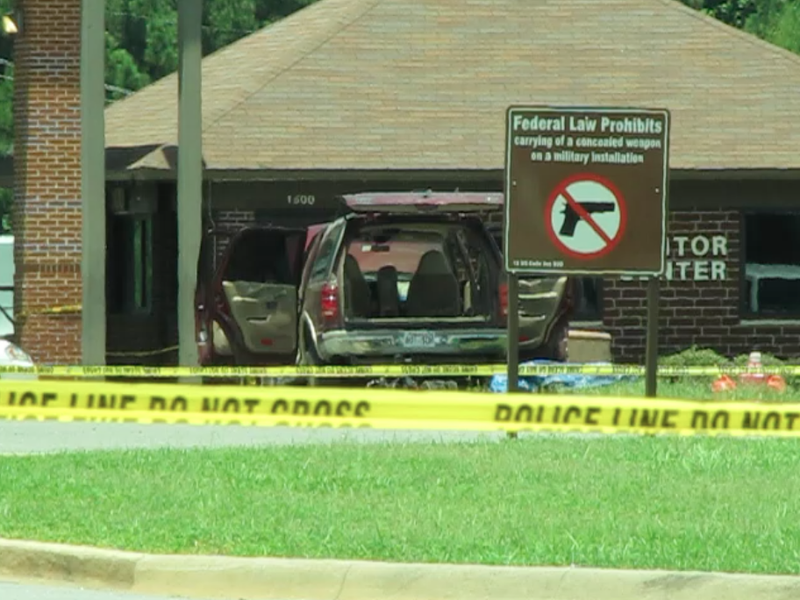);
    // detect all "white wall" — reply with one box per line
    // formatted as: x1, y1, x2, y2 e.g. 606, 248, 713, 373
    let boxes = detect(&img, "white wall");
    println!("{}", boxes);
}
0, 235, 14, 337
